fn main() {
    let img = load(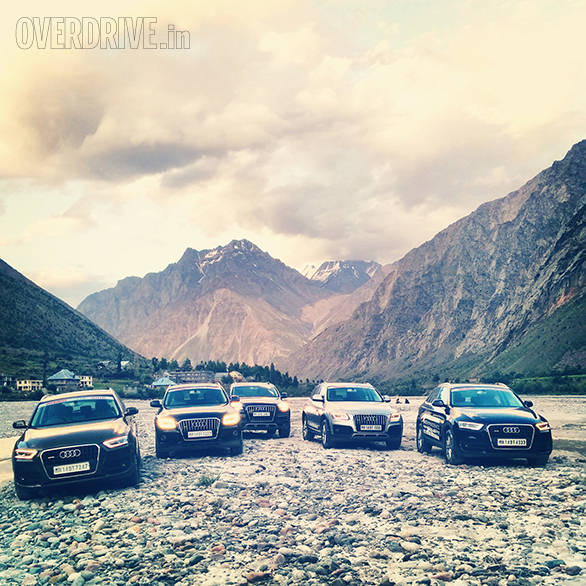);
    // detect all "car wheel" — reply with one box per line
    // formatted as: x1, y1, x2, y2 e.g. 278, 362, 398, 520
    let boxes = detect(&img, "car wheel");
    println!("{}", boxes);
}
279, 424, 291, 438
321, 420, 335, 449
302, 417, 314, 441
155, 437, 170, 459
230, 440, 244, 456
125, 454, 140, 487
266, 428, 276, 438
386, 435, 402, 450
15, 484, 37, 501
416, 423, 432, 453
528, 454, 549, 467
444, 428, 463, 465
